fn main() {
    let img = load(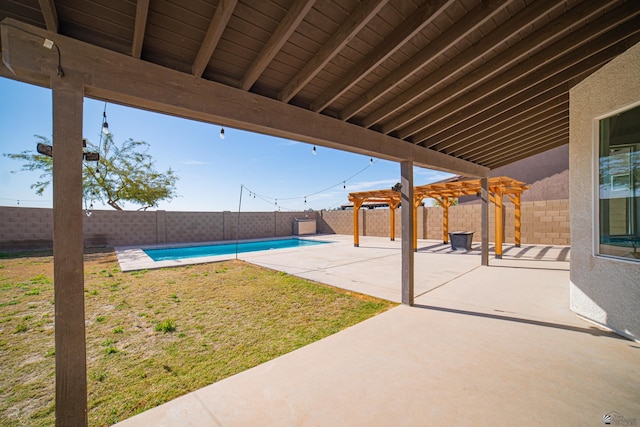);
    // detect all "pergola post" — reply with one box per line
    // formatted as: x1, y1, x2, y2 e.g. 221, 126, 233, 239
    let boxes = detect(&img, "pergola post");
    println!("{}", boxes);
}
352, 199, 362, 247
401, 160, 414, 306
52, 81, 88, 426
413, 201, 418, 252
441, 197, 450, 244
494, 189, 504, 259
389, 200, 399, 241
481, 177, 489, 266
514, 192, 522, 247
